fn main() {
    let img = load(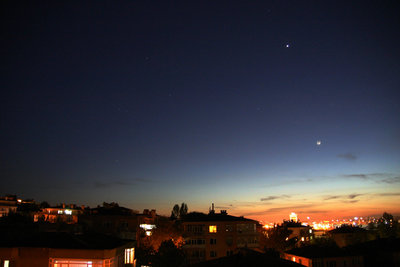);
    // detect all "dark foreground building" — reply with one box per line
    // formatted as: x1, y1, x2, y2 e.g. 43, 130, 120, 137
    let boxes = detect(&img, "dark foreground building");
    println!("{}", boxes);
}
190, 248, 301, 267
281, 238, 400, 267
0, 232, 135, 267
